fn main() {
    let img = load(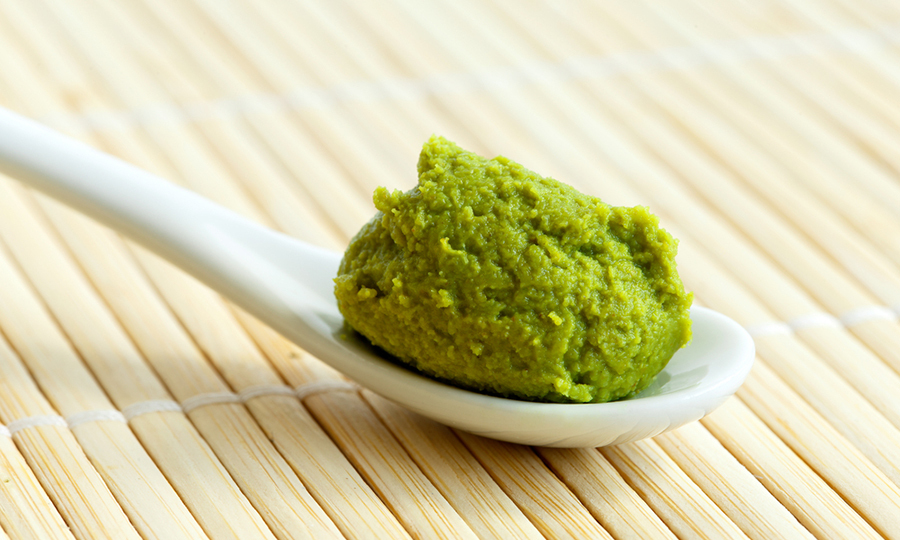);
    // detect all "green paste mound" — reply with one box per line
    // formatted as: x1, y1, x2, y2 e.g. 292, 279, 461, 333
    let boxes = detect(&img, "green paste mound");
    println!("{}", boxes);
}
334, 136, 692, 403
